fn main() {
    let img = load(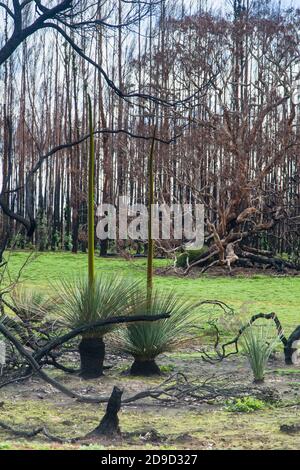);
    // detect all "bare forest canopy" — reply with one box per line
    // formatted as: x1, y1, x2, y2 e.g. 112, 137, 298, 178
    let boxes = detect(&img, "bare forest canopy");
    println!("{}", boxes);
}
0, 0, 300, 268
